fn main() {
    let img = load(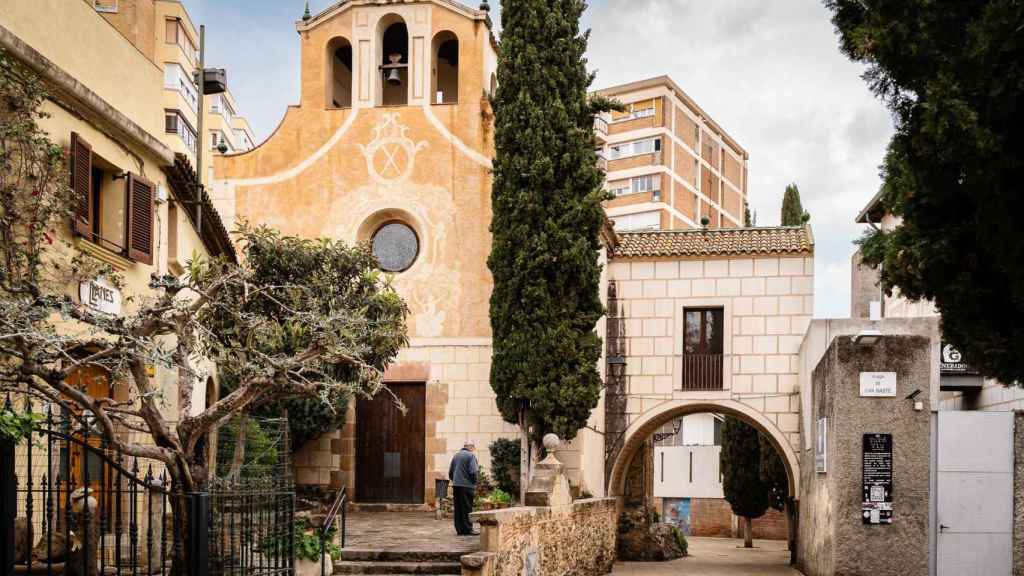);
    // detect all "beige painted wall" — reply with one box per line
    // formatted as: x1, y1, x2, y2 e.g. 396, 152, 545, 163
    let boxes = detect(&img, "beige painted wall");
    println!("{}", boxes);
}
2, 0, 164, 138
